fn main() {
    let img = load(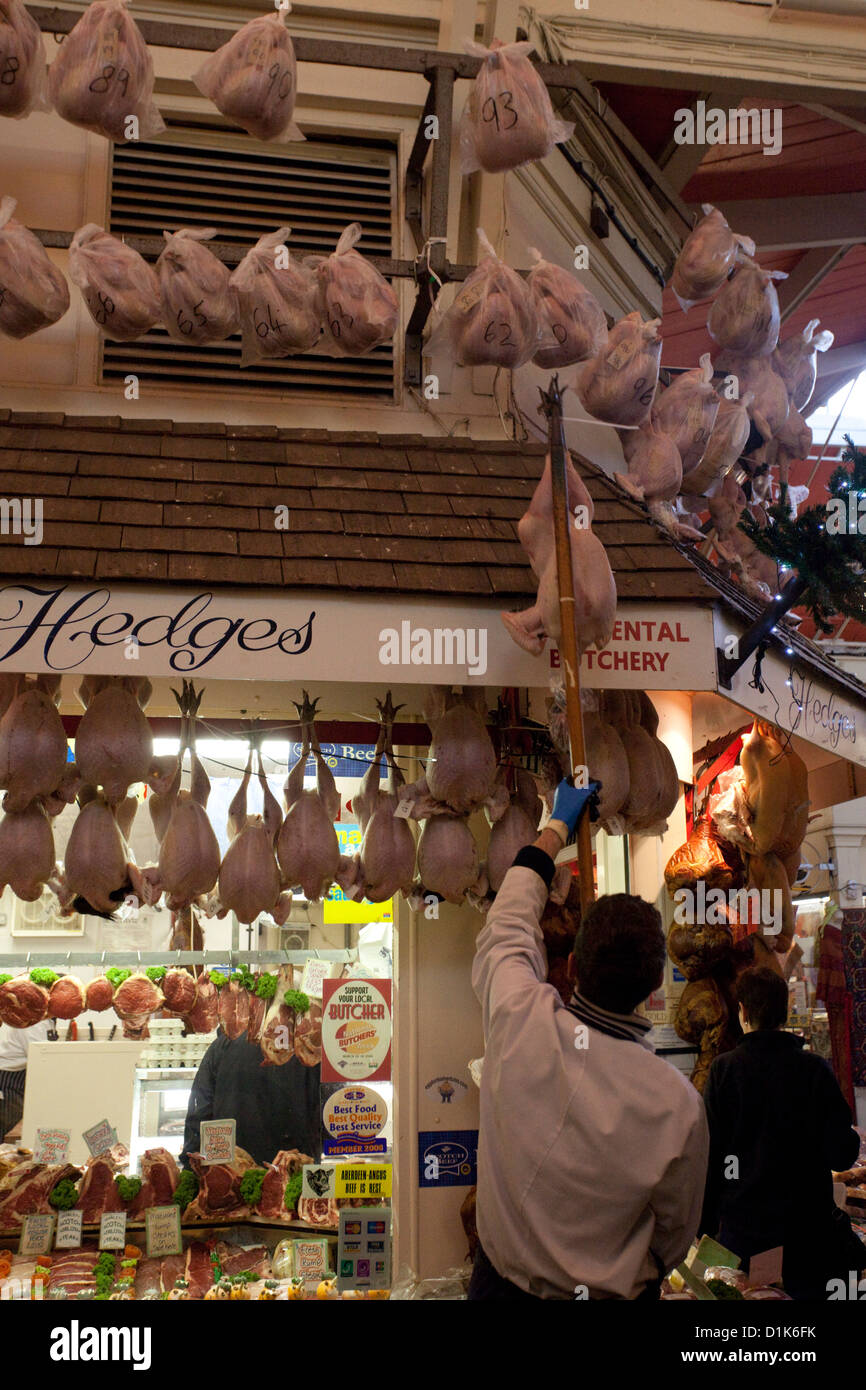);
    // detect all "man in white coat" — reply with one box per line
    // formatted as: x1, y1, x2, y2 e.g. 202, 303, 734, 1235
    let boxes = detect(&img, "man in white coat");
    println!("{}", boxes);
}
470, 779, 708, 1300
